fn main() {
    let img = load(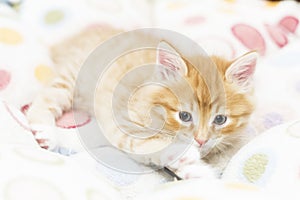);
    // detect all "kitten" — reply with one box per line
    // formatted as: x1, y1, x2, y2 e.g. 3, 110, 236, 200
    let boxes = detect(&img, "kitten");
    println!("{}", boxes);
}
26, 26, 257, 179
